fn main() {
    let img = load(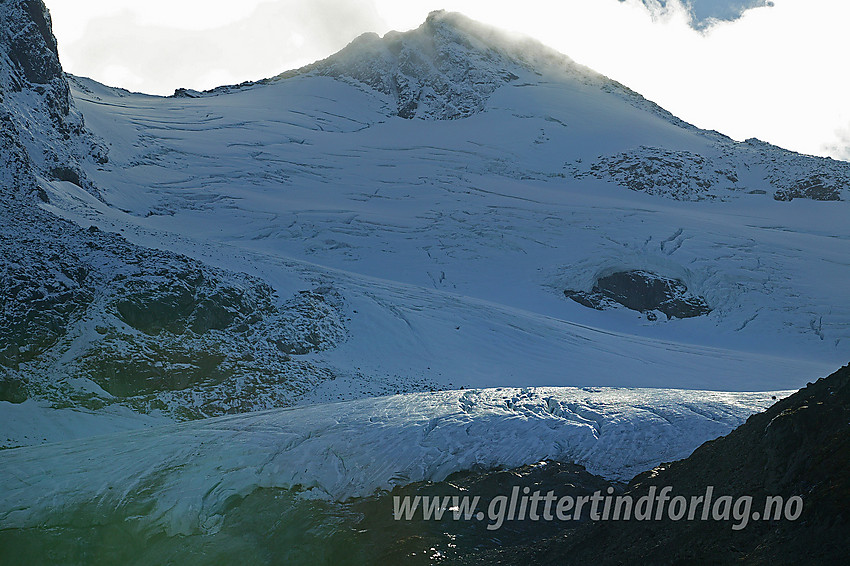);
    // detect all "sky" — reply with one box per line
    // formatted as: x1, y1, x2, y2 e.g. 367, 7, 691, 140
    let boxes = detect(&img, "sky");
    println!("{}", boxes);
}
43, 0, 849, 161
